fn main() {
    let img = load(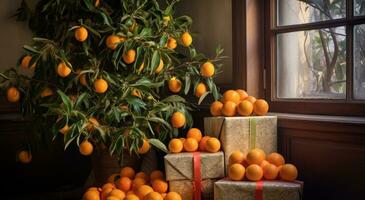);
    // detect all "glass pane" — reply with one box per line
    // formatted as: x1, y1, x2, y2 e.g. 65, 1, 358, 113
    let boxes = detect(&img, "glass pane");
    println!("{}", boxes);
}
277, 27, 347, 99
354, 25, 365, 100
354, 0, 365, 16
277, 0, 346, 26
